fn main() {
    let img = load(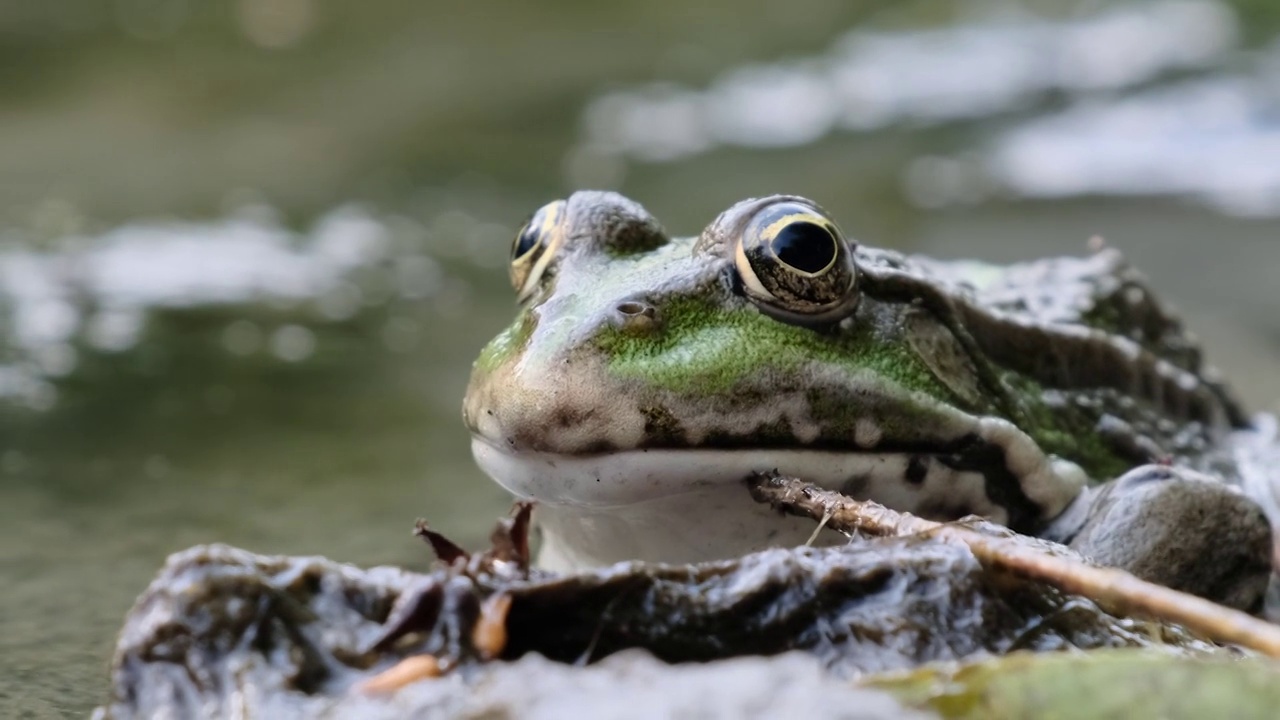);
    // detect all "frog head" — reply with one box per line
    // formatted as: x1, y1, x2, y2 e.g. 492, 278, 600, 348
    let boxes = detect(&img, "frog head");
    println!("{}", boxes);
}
463, 191, 1099, 569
